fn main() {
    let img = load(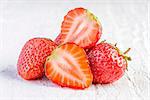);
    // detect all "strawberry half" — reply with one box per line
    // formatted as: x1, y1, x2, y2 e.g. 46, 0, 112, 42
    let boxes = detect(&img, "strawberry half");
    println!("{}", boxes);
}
45, 43, 93, 89
55, 7, 102, 49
